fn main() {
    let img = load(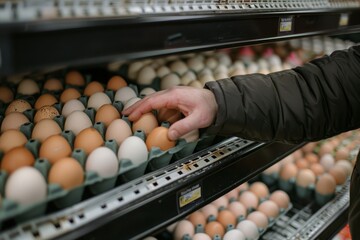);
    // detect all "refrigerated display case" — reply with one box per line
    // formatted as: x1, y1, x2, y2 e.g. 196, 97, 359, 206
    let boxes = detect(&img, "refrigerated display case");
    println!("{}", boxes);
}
0, 1, 359, 239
